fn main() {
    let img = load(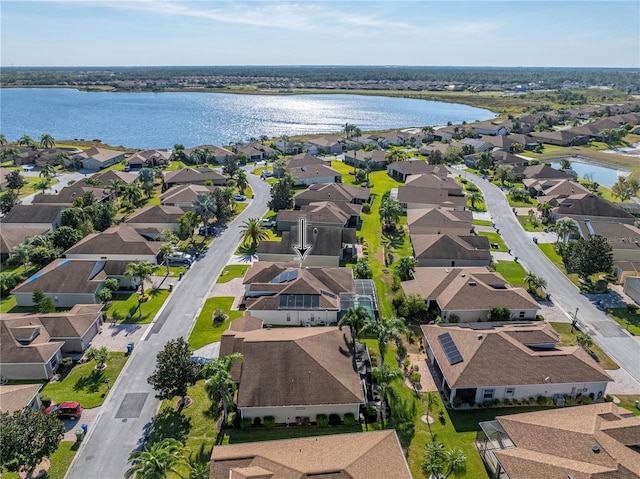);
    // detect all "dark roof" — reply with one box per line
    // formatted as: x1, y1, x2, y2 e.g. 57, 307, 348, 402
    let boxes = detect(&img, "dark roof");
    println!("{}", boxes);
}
552, 193, 635, 219
64, 225, 162, 256
257, 225, 356, 257
294, 183, 371, 204
0, 205, 64, 225
0, 228, 49, 255
125, 205, 185, 225
411, 234, 491, 261
396, 186, 466, 208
